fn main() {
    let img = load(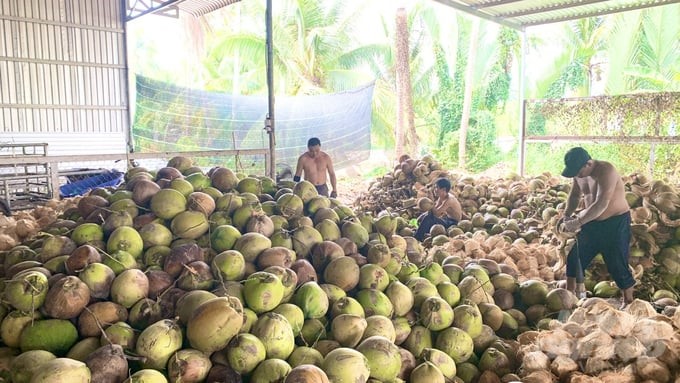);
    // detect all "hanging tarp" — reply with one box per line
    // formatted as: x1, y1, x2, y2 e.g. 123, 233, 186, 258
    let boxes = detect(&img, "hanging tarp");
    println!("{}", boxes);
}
132, 75, 373, 172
